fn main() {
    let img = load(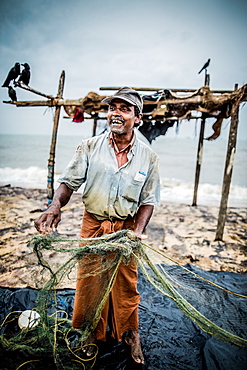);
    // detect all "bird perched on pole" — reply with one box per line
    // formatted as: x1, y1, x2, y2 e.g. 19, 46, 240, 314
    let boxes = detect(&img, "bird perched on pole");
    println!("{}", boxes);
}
198, 59, 210, 74
8, 86, 17, 101
2, 62, 21, 87
18, 63, 31, 85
